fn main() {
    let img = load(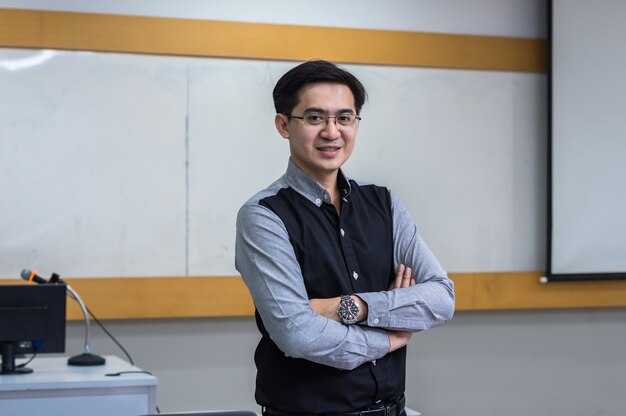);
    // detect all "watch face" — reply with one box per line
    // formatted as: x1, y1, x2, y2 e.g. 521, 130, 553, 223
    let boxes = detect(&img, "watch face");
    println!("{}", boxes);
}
341, 302, 358, 317
338, 296, 359, 323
